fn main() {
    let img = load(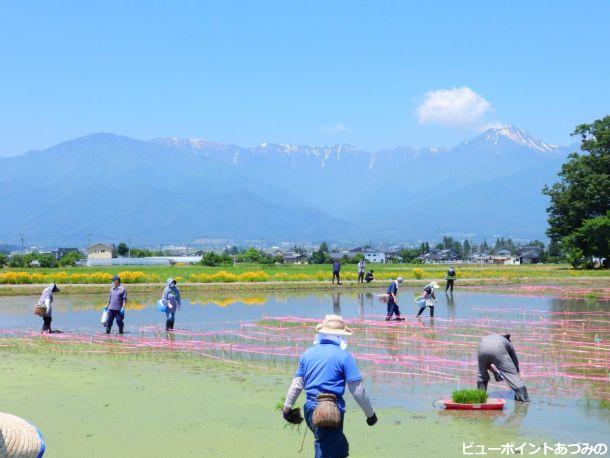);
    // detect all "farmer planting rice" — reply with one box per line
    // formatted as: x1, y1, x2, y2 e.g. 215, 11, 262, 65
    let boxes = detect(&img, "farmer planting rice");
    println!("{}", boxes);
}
416, 281, 439, 317
477, 333, 530, 402
282, 314, 377, 458
160, 277, 181, 331
105, 275, 127, 334
385, 276, 405, 321
36, 283, 59, 333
